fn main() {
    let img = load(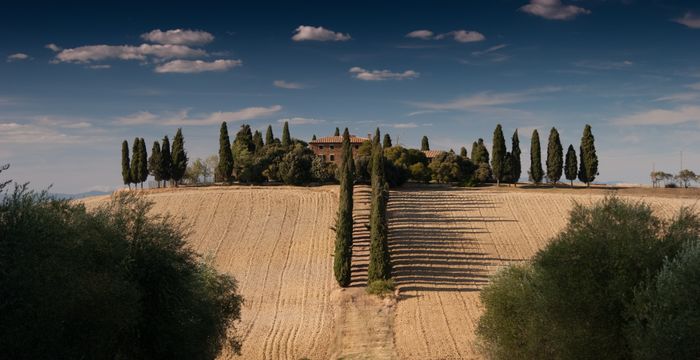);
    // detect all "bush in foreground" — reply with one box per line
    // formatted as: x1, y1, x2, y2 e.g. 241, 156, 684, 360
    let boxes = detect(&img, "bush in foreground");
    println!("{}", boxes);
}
0, 188, 243, 360
477, 197, 700, 360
